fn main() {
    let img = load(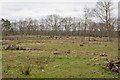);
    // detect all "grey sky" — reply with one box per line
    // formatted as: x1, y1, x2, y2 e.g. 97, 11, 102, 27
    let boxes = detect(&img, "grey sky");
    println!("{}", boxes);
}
0, 0, 119, 20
